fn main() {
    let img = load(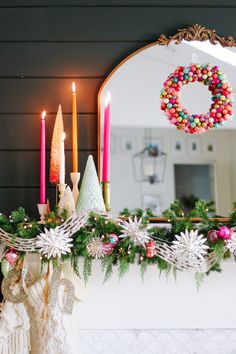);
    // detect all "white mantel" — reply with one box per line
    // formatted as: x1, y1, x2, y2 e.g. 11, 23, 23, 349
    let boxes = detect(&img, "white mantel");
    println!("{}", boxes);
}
66, 260, 236, 330
28, 255, 236, 353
